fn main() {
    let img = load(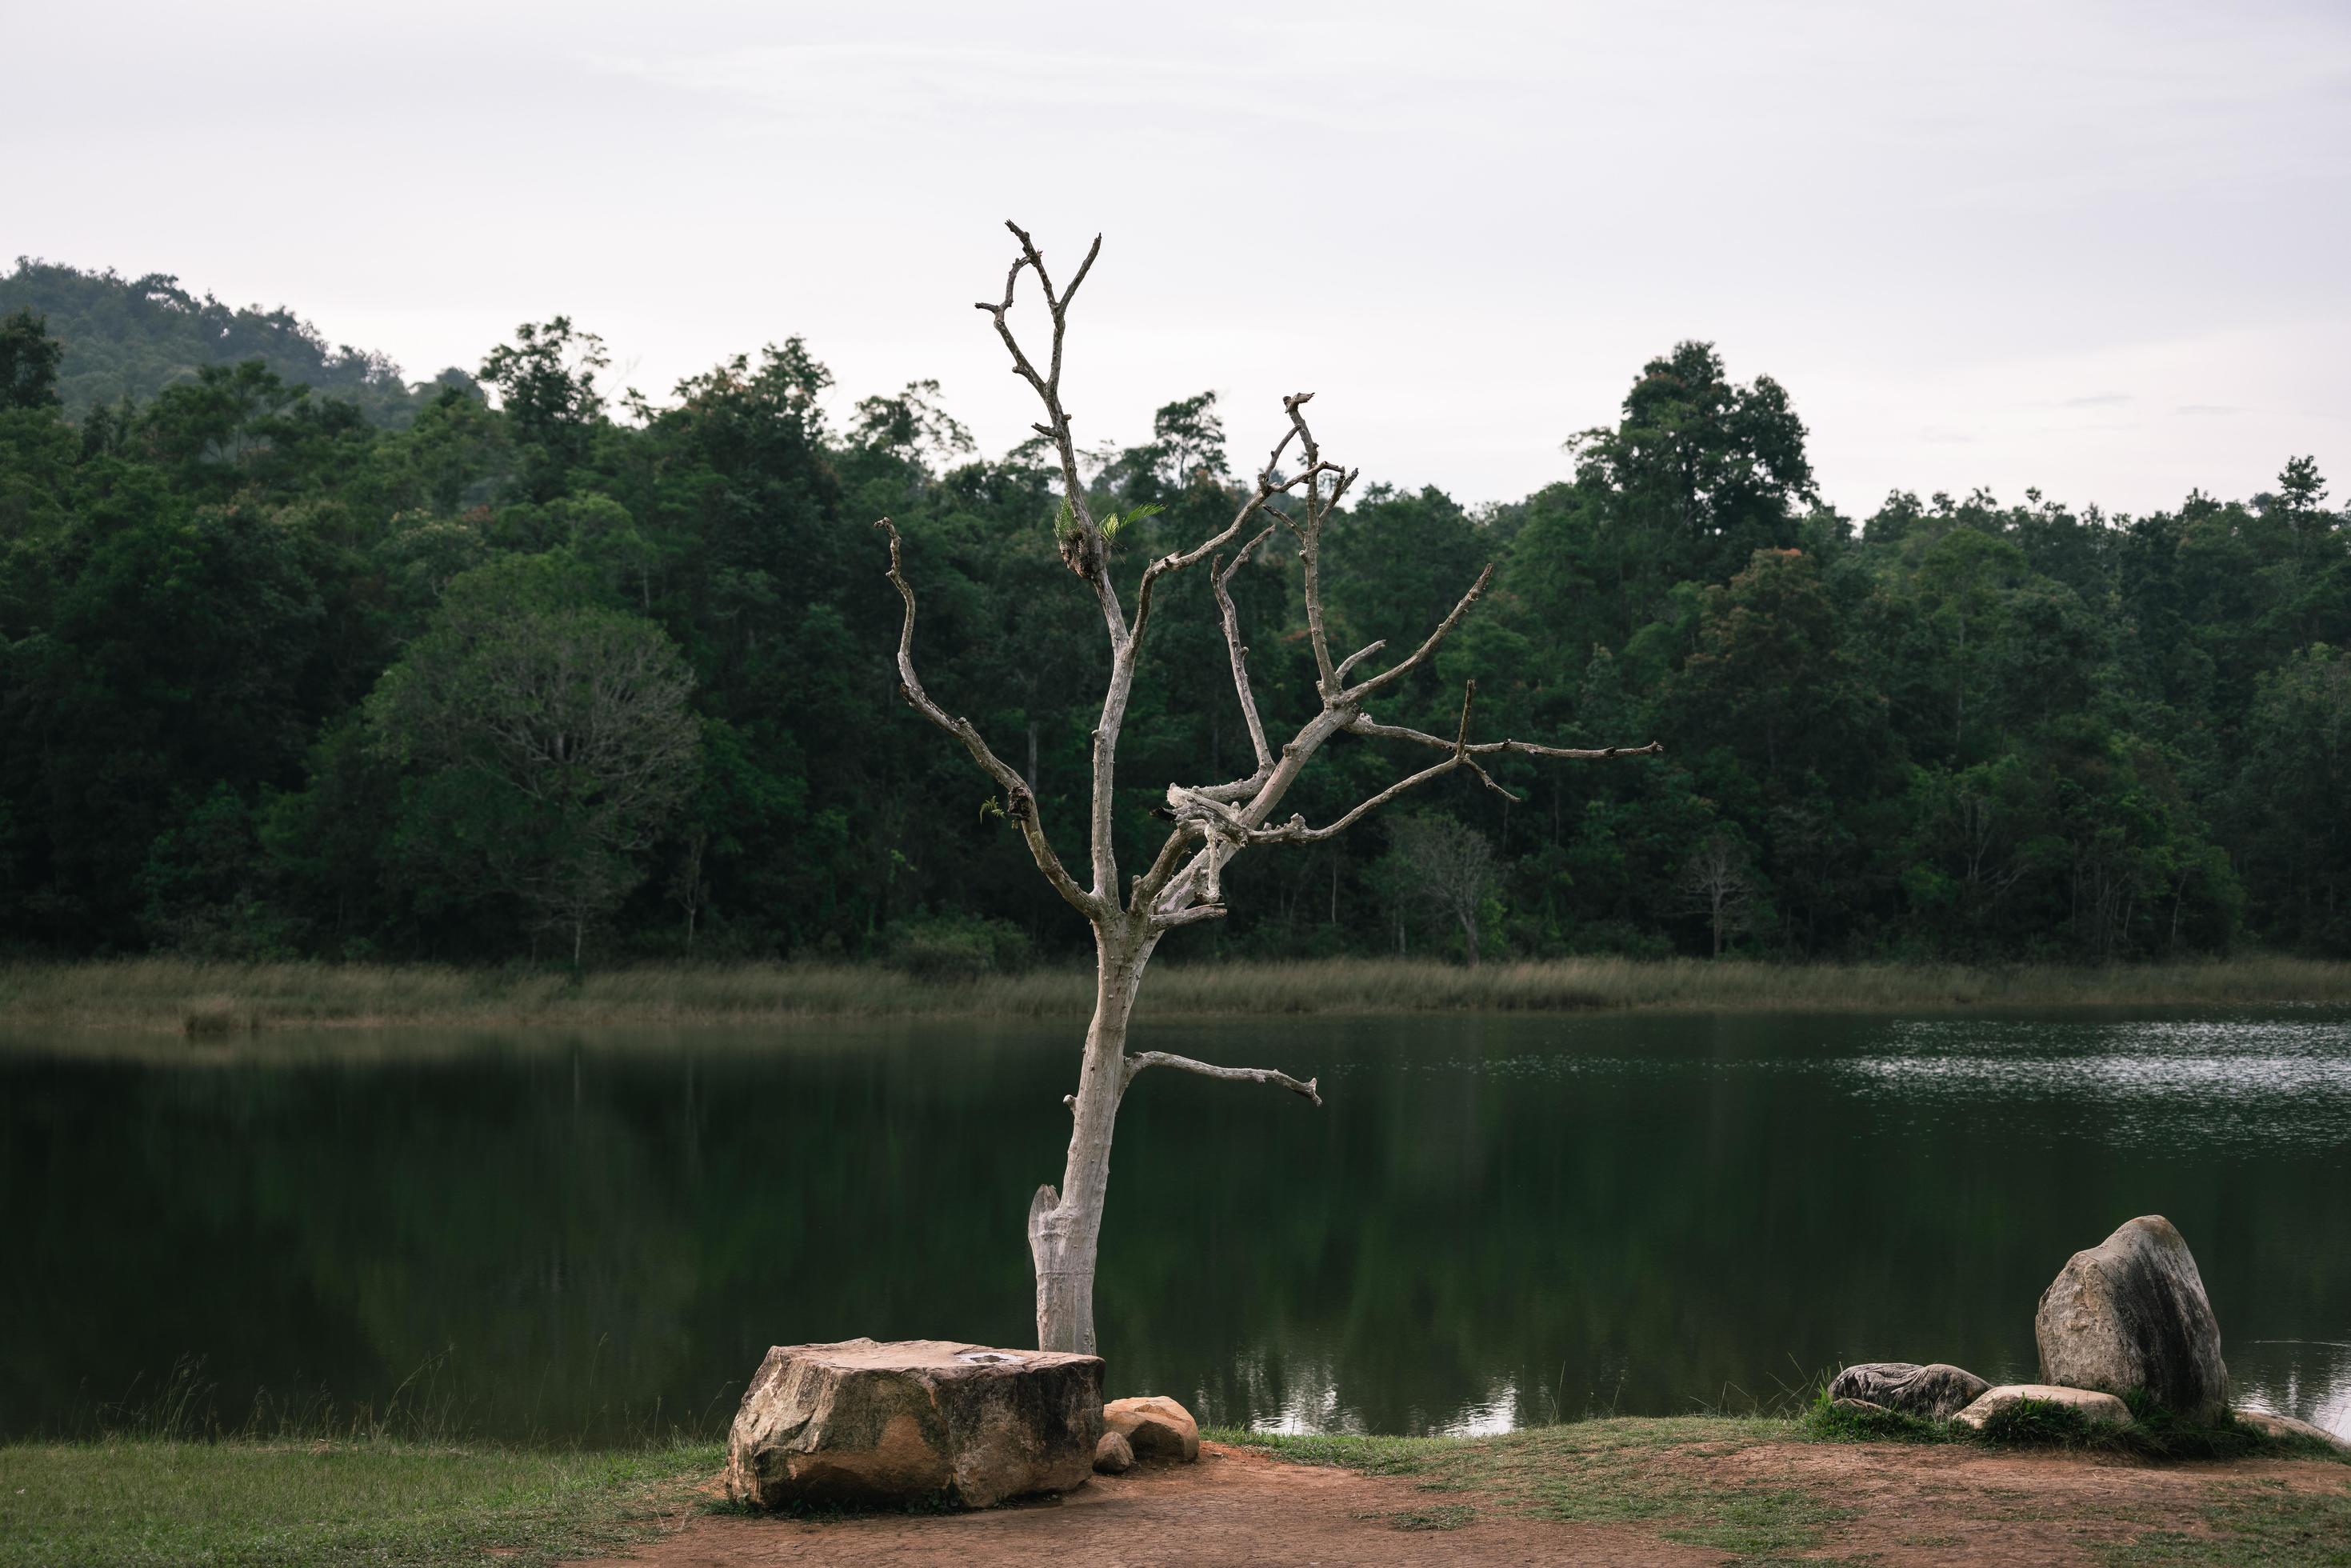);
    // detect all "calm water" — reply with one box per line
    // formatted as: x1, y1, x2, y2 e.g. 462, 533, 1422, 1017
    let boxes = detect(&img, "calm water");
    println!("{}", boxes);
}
3, 1010, 2347, 1442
